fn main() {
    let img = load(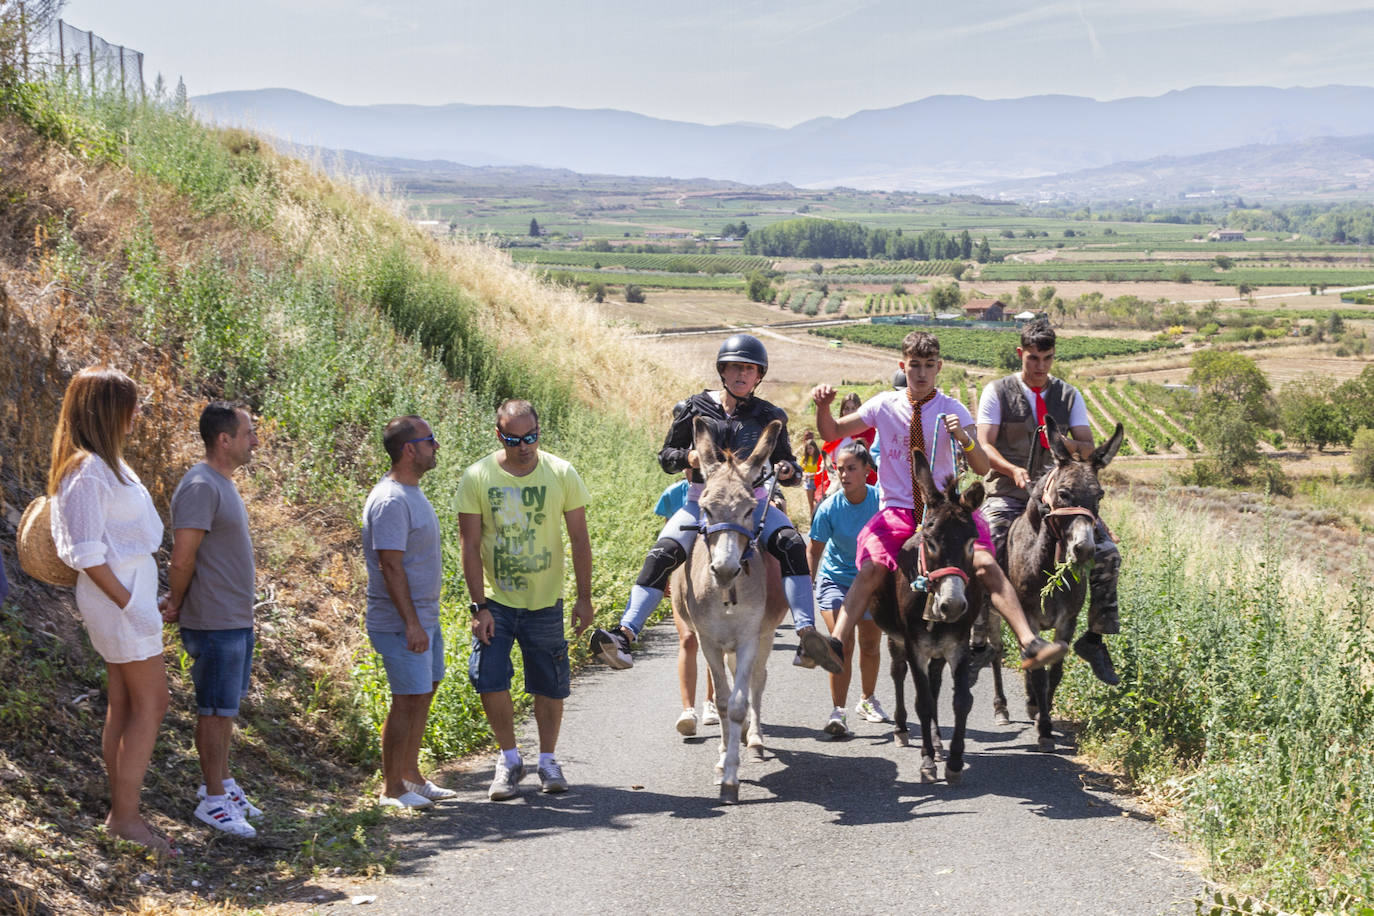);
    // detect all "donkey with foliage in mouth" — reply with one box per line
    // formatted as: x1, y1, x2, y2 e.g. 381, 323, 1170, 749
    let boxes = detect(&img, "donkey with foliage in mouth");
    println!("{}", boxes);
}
872, 450, 985, 784
671, 418, 787, 803
1003, 415, 1124, 752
